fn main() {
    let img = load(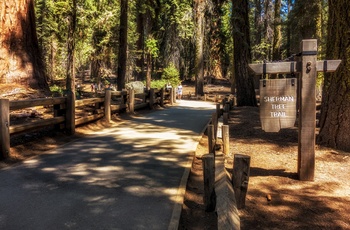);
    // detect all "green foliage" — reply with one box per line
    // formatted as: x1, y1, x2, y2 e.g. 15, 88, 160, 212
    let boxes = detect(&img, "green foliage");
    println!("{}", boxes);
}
161, 63, 181, 87
150, 79, 168, 89
49, 84, 64, 94
145, 37, 159, 58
